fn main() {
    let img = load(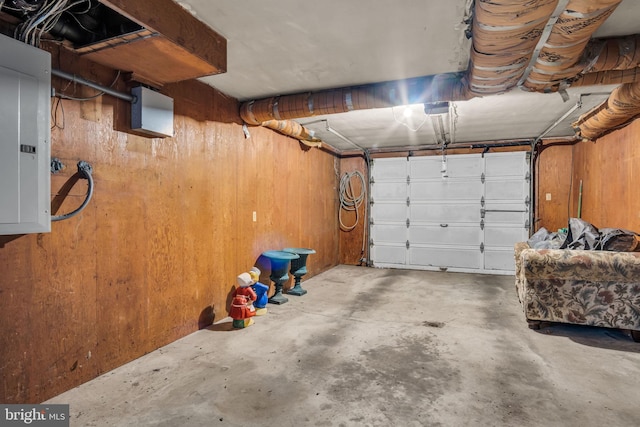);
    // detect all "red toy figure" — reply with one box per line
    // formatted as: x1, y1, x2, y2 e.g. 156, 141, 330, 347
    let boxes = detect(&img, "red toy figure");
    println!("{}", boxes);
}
230, 272, 257, 328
